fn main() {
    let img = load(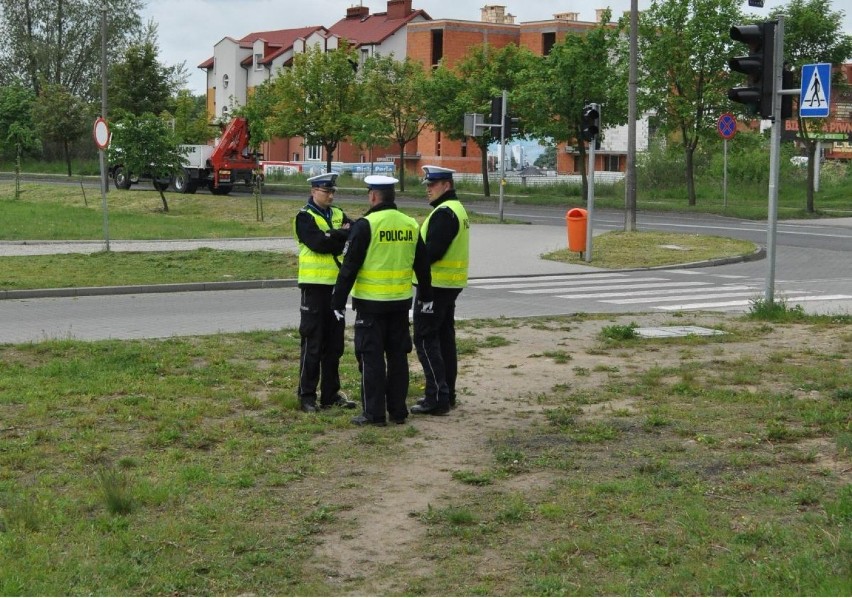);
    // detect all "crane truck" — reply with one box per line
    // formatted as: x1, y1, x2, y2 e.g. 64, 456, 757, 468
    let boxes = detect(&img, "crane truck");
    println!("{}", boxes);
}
110, 117, 261, 195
